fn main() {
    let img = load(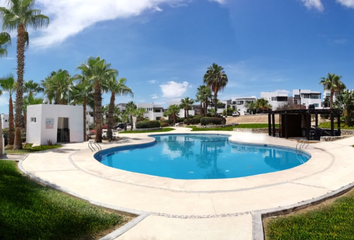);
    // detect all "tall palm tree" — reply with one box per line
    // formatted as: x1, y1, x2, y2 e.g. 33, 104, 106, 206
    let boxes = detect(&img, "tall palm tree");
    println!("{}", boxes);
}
0, 32, 11, 57
106, 77, 133, 141
164, 104, 180, 125
0, 0, 49, 149
0, 74, 16, 145
196, 85, 212, 116
77, 57, 117, 142
125, 101, 137, 131
320, 73, 346, 108
180, 97, 194, 124
203, 63, 228, 115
